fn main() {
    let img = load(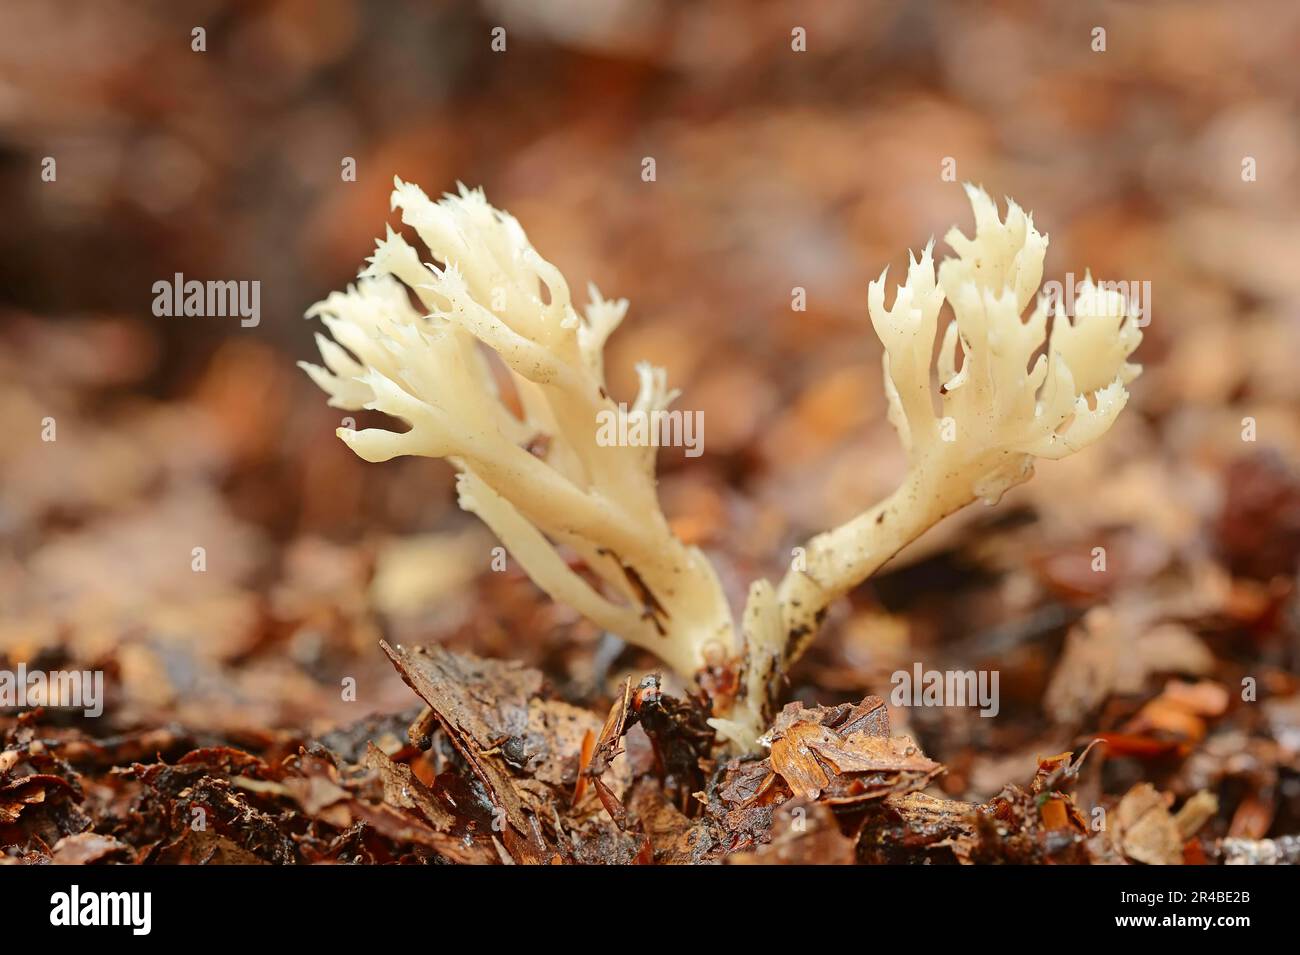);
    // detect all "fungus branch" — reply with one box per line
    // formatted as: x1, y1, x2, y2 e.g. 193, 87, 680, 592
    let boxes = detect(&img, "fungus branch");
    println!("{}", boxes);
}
769, 184, 1142, 687
301, 179, 733, 679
